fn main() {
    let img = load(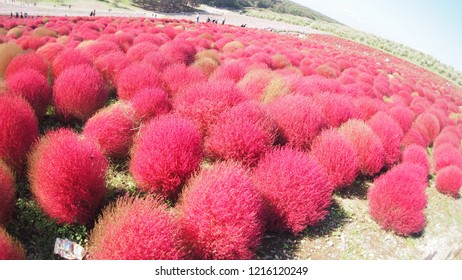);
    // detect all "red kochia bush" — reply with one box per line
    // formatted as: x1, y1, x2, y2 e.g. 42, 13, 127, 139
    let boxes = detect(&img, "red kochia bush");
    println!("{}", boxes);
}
368, 163, 427, 236
83, 102, 137, 158
130, 115, 203, 199
367, 112, 404, 166
433, 143, 462, 172
402, 144, 430, 175
178, 162, 264, 259
88, 195, 186, 260
6, 69, 51, 117
51, 48, 92, 78
29, 129, 108, 224
5, 52, 49, 79
267, 95, 326, 150
388, 106, 415, 133
205, 101, 276, 166
53, 65, 108, 121
311, 92, 359, 127
159, 40, 197, 65
339, 119, 385, 176
0, 96, 39, 171
0, 227, 25, 260
116, 63, 161, 100
161, 63, 207, 96
0, 161, 15, 225
435, 166, 462, 198
310, 129, 359, 190
129, 87, 171, 123
174, 79, 246, 136
253, 147, 334, 234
